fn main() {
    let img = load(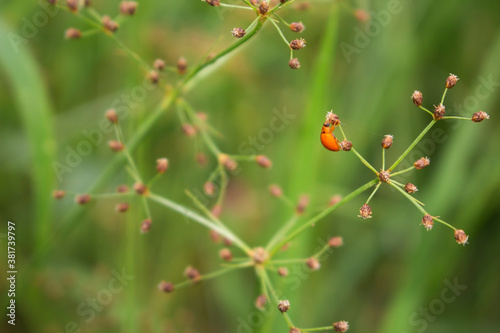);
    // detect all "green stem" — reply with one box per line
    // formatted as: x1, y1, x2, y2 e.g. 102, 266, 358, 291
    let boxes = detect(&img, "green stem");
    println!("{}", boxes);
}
261, 269, 295, 328
220, 3, 254, 10
300, 326, 334, 332
391, 166, 415, 177
265, 214, 299, 251
442, 116, 471, 120
269, 18, 290, 47
389, 182, 427, 215
365, 182, 381, 204
440, 88, 448, 105
352, 148, 379, 175
419, 105, 435, 117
